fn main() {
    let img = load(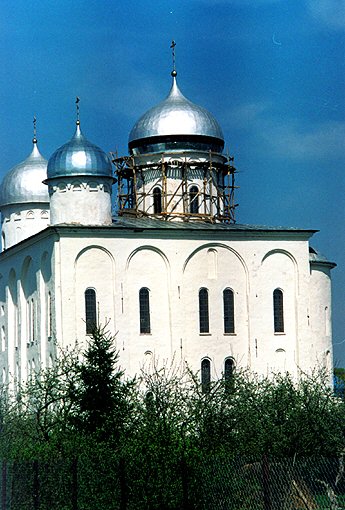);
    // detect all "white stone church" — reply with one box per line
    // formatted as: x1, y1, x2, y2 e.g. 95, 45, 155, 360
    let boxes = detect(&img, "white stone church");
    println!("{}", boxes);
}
0, 66, 336, 388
